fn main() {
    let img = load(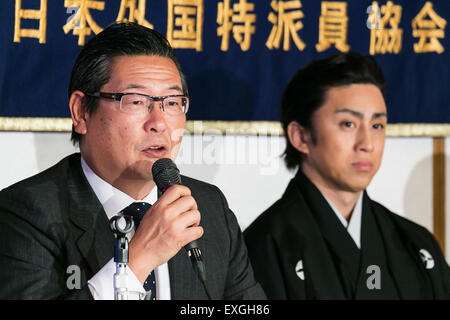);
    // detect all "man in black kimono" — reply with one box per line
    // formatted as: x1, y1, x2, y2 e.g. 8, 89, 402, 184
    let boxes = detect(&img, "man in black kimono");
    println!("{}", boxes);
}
244, 52, 450, 299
